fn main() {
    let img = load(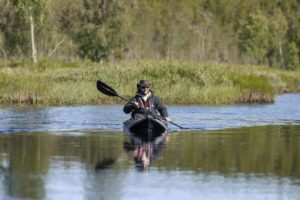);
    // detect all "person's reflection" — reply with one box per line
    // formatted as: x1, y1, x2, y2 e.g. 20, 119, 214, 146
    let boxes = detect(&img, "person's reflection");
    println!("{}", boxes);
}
124, 133, 170, 171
